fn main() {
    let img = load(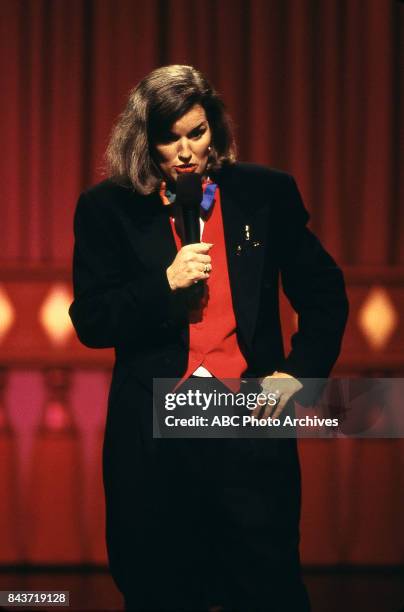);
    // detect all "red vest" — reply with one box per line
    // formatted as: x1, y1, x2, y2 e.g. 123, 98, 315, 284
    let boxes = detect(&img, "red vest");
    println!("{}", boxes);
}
169, 188, 247, 383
